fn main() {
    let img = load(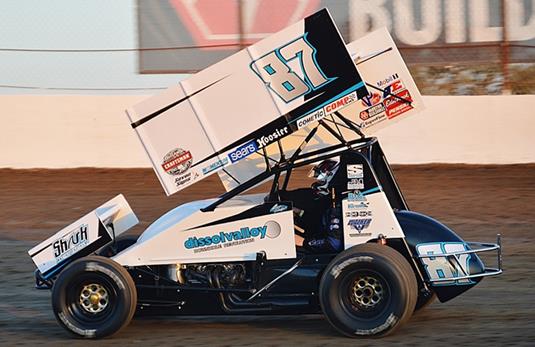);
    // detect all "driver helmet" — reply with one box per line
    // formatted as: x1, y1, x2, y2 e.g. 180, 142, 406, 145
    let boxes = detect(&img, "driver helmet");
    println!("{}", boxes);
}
308, 159, 340, 195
